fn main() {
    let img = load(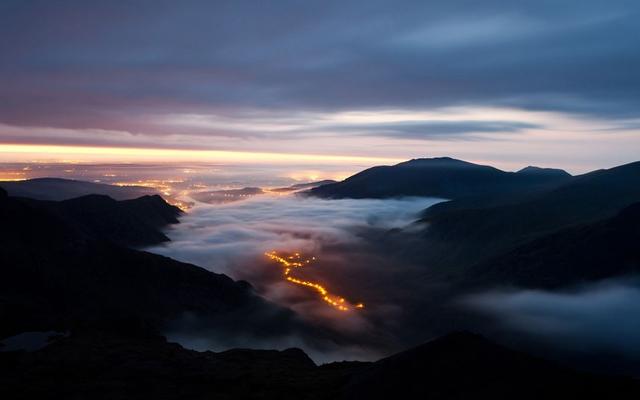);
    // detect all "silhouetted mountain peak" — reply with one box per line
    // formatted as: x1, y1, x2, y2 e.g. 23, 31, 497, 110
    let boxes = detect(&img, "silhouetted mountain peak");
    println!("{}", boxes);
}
131, 193, 175, 205
62, 194, 118, 206
13, 192, 182, 247
517, 165, 571, 177
397, 157, 491, 169
310, 157, 569, 199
